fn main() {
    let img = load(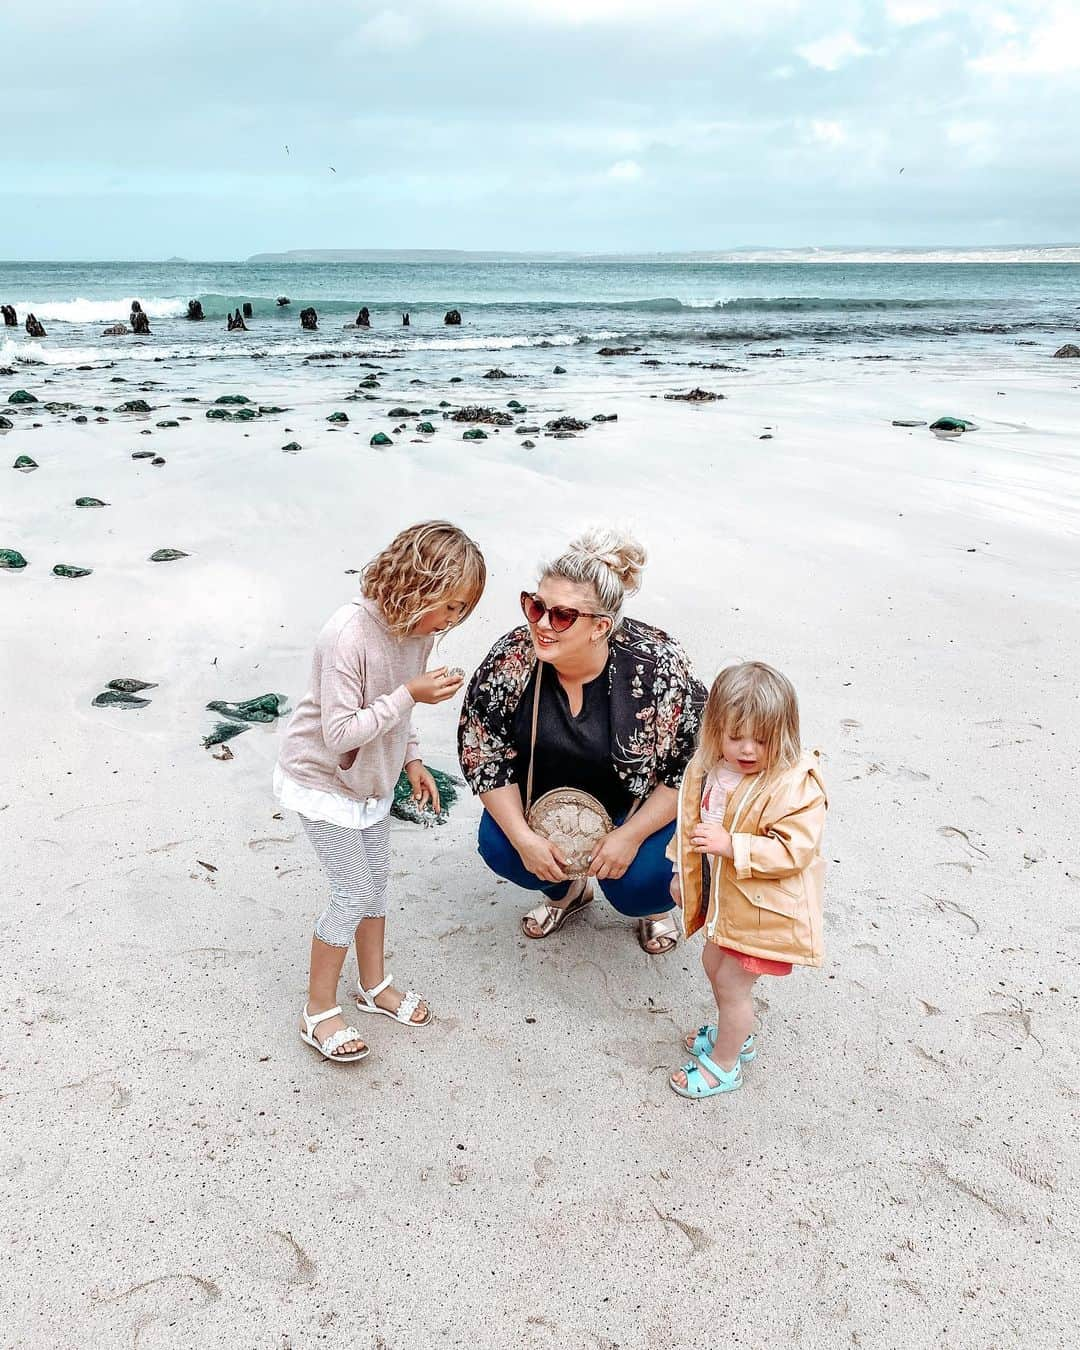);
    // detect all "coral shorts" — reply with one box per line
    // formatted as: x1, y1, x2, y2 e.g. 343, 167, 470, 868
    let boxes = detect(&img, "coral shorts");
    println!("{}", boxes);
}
718, 946, 792, 977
